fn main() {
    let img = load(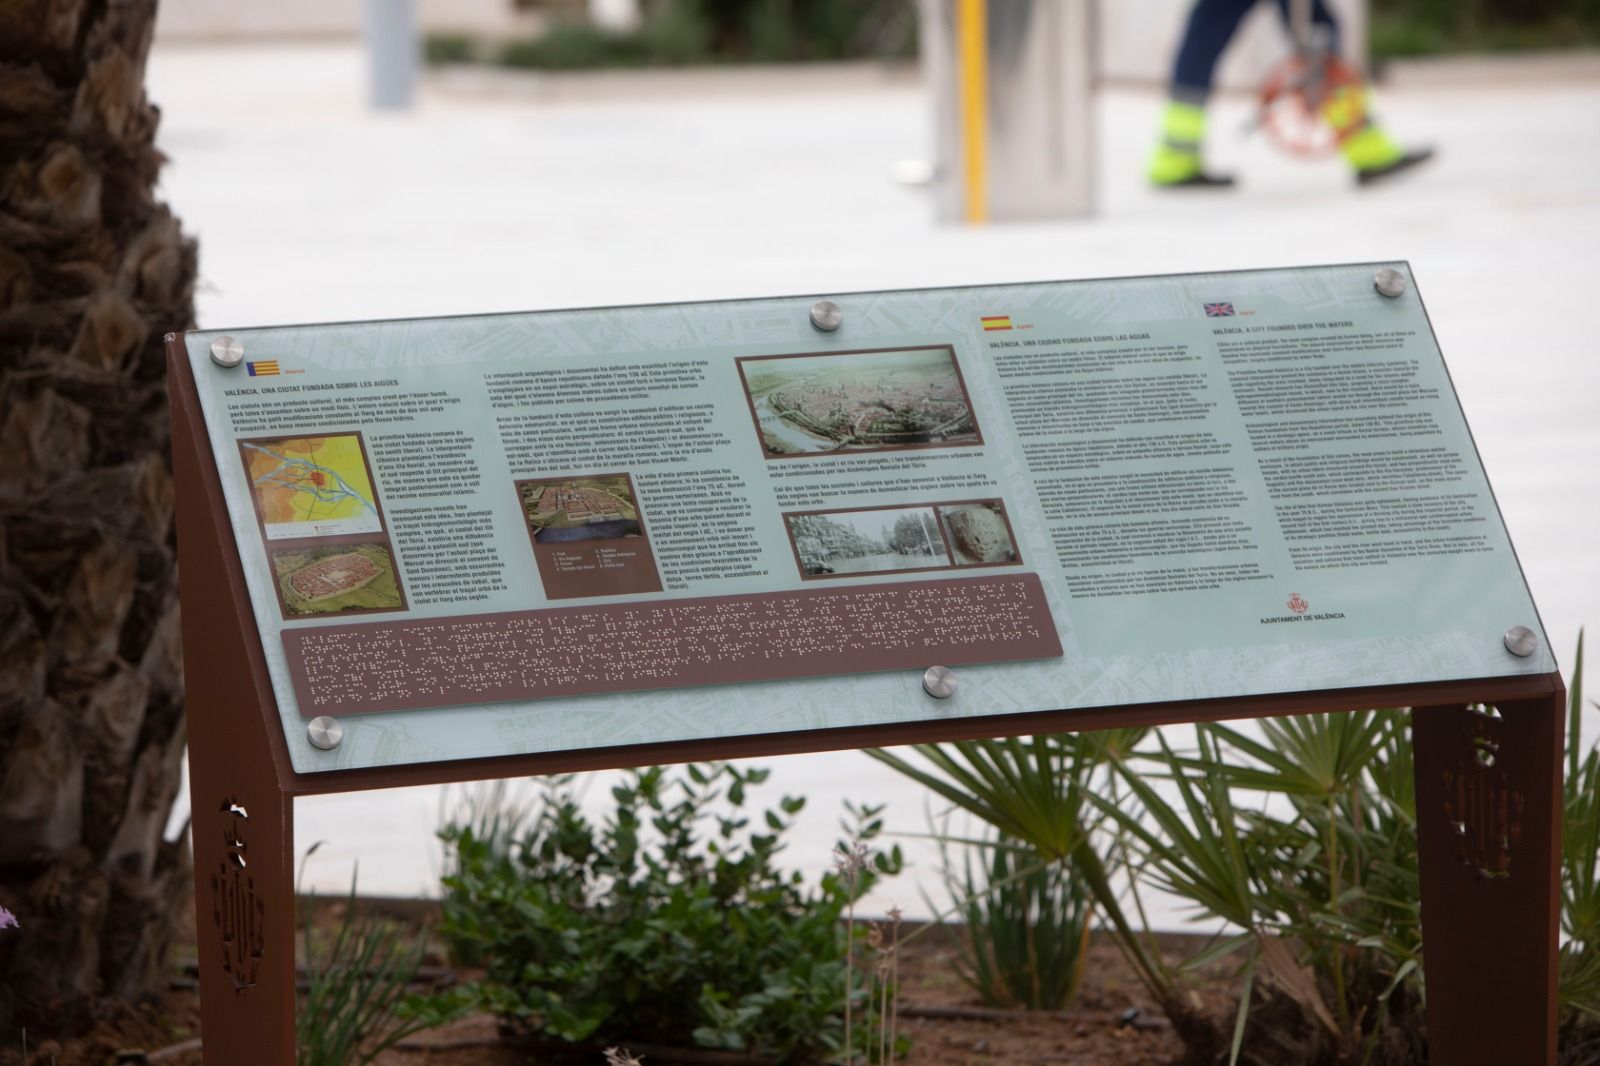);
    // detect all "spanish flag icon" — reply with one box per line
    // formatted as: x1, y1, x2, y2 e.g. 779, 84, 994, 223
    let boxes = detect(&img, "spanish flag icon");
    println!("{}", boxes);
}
247, 361, 280, 377
980, 315, 1013, 331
